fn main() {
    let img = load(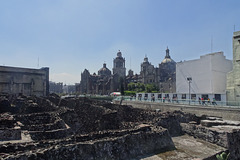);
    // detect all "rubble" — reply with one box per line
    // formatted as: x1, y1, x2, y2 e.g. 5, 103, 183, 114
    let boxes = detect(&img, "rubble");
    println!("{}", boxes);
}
0, 93, 239, 159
